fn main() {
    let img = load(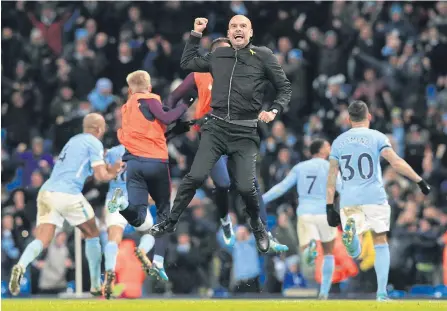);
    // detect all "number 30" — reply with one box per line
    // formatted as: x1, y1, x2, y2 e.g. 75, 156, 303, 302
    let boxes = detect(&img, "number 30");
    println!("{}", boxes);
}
340, 153, 373, 181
